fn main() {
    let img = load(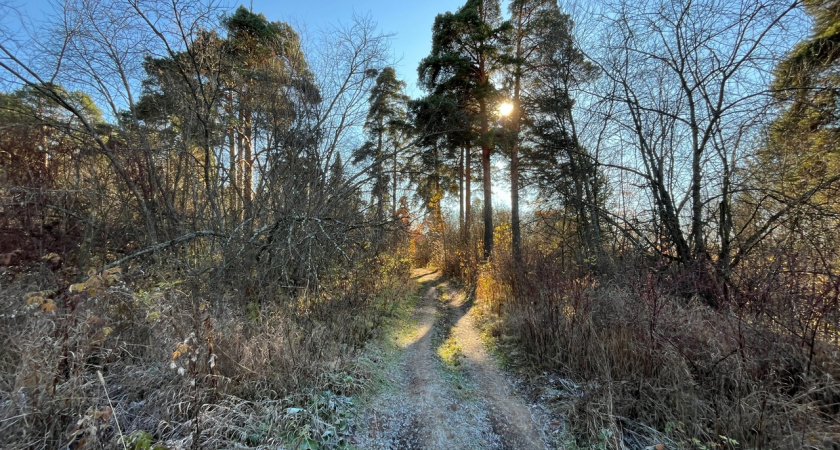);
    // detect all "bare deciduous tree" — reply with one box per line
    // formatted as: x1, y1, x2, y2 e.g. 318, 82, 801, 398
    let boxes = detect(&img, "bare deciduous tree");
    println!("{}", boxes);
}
575, 0, 803, 291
